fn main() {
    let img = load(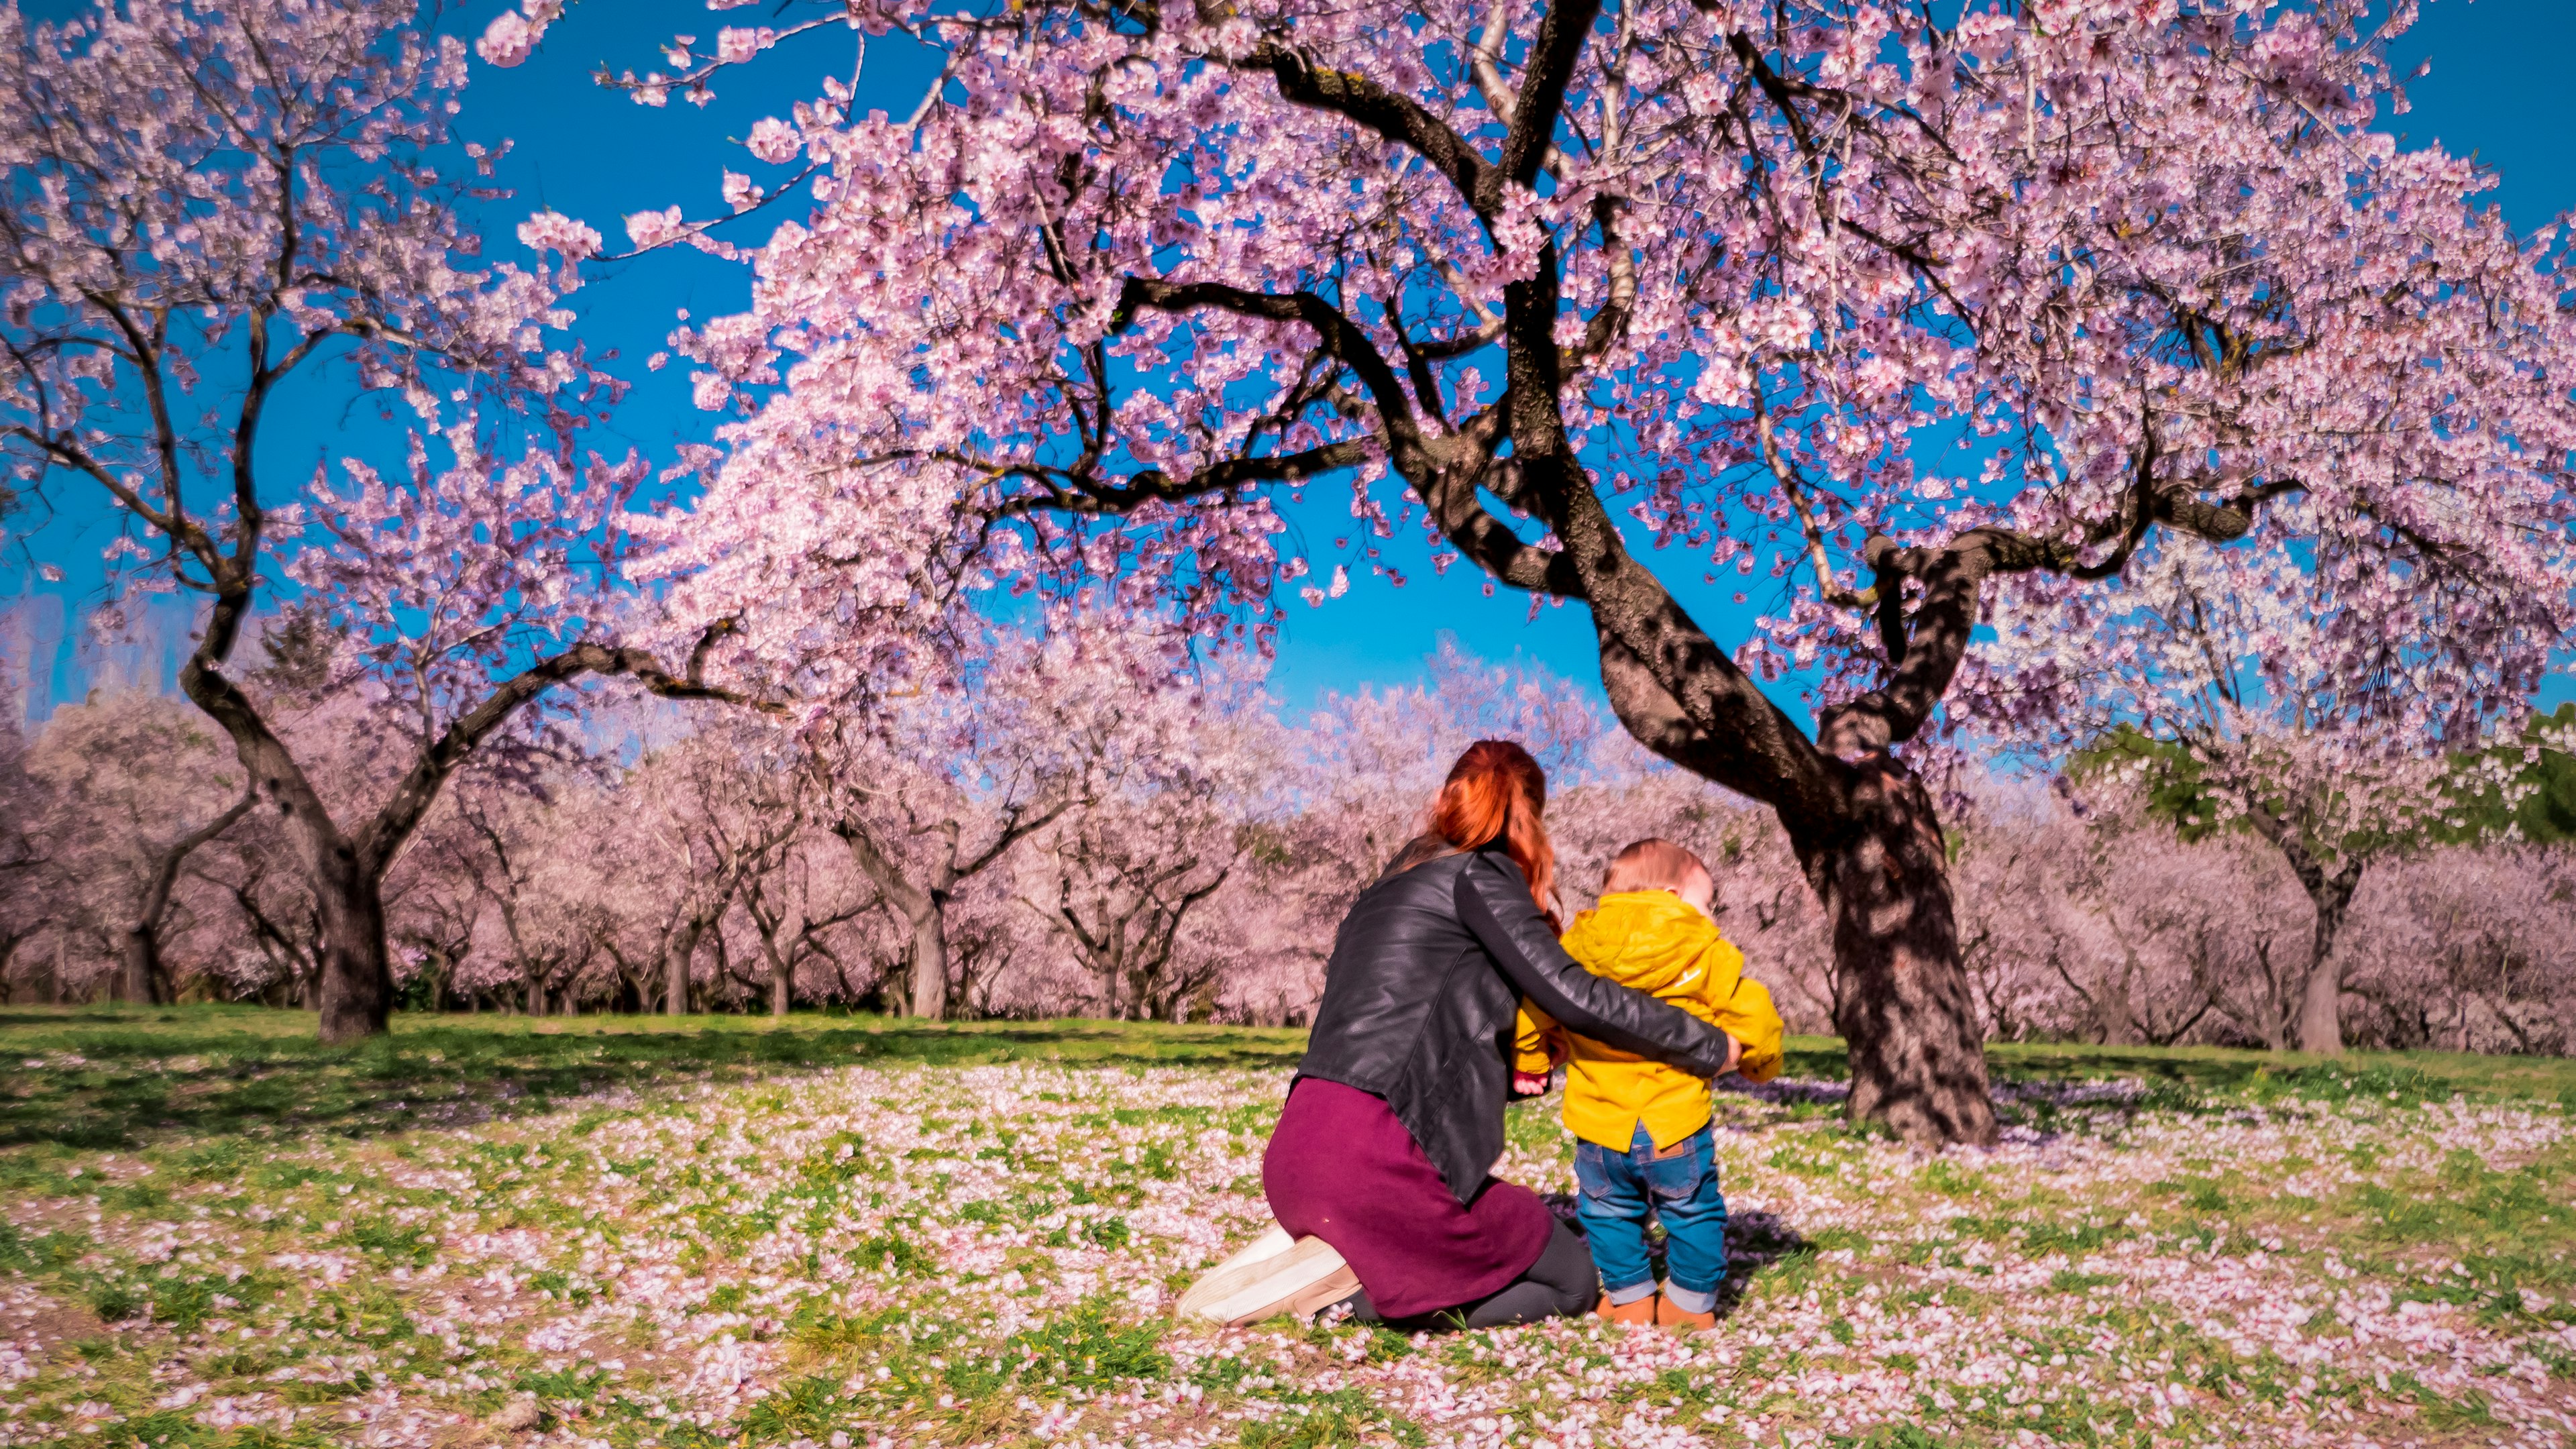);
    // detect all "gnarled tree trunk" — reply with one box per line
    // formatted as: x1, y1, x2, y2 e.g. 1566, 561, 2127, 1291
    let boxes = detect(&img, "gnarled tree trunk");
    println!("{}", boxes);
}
833, 822, 950, 1020
115, 922, 164, 1008
1568, 547, 2005, 1146
182, 649, 394, 1043
185, 658, 401, 1045
904, 902, 951, 1022
313, 844, 394, 1045
1798, 757, 1998, 1144
178, 557, 745, 1041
